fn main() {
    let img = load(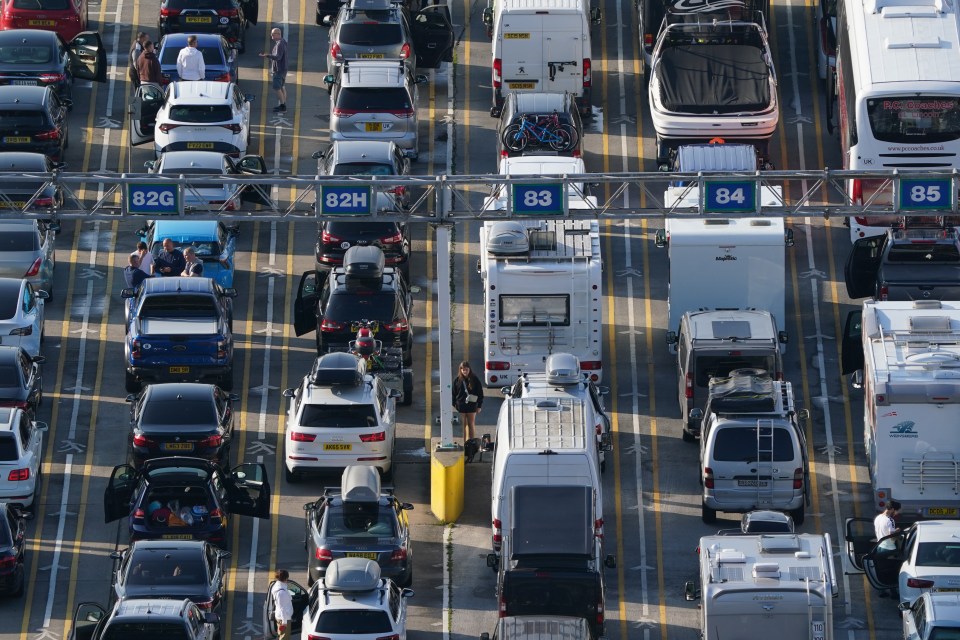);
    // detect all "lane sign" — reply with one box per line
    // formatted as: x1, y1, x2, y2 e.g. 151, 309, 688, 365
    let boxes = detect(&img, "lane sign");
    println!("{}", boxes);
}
126, 183, 179, 215
320, 185, 373, 215
703, 180, 758, 214
511, 183, 565, 215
